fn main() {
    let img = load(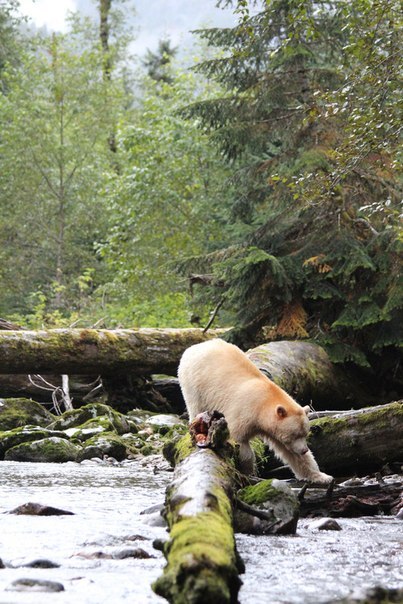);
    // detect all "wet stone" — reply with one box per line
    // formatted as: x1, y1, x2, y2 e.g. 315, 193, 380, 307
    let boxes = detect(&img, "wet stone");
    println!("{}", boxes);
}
4, 436, 81, 463
6, 501, 74, 516
21, 559, 60, 568
78, 433, 127, 462
309, 517, 342, 531
236, 478, 300, 535
112, 547, 155, 560
146, 414, 183, 428
6, 578, 65, 592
